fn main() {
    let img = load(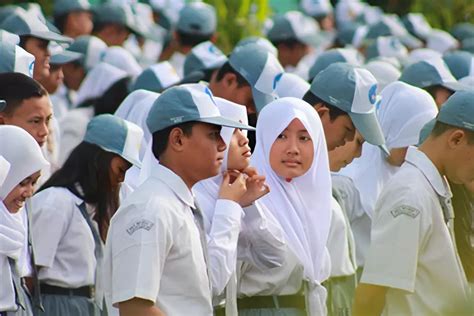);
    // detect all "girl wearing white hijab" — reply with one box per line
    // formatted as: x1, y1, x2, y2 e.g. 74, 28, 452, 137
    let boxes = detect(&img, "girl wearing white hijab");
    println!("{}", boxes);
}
238, 97, 332, 315
193, 98, 284, 314
341, 81, 438, 221
0, 126, 49, 316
